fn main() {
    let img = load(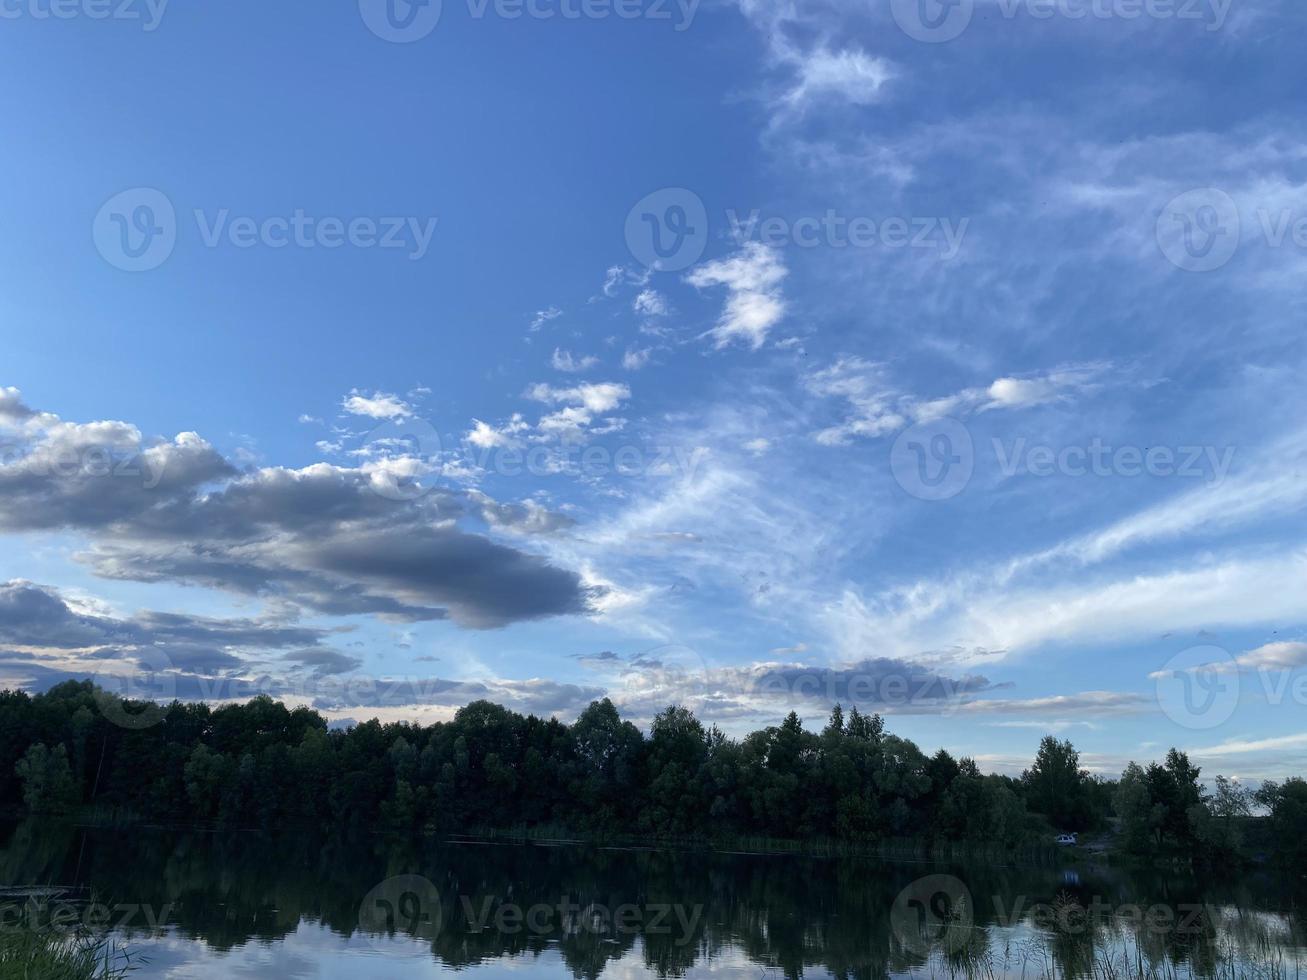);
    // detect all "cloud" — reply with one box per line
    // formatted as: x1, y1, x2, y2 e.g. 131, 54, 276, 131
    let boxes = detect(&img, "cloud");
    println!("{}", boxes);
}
551, 349, 599, 373
1236, 641, 1307, 670
281, 648, 364, 677
633, 289, 668, 316
781, 47, 894, 110
685, 244, 788, 351
526, 382, 631, 414
807, 358, 1110, 445
466, 414, 528, 449
0, 580, 337, 680
529, 306, 563, 331
622, 348, 653, 371
1187, 732, 1307, 759
341, 390, 413, 420
469, 490, 576, 535
0, 389, 597, 630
